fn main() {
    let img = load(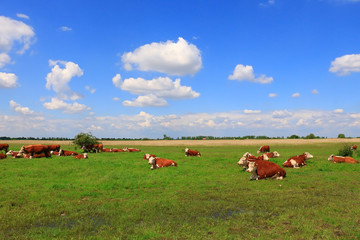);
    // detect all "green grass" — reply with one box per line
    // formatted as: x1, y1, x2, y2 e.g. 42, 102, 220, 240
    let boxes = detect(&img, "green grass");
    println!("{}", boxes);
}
0, 143, 359, 239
